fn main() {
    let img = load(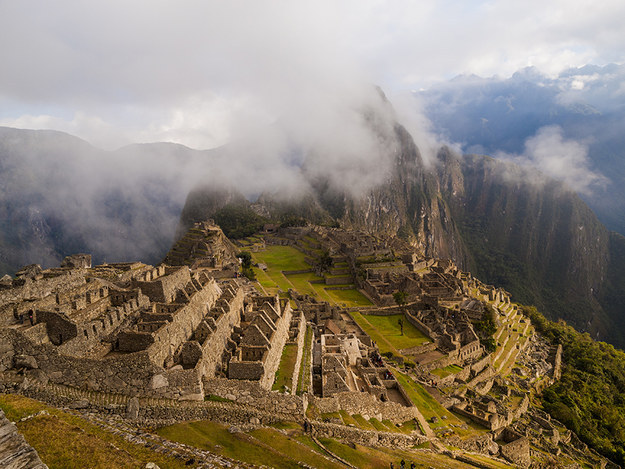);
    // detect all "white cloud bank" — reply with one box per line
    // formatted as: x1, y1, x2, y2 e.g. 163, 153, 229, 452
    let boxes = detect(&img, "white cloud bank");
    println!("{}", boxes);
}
0, 0, 624, 150
498, 125, 608, 195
